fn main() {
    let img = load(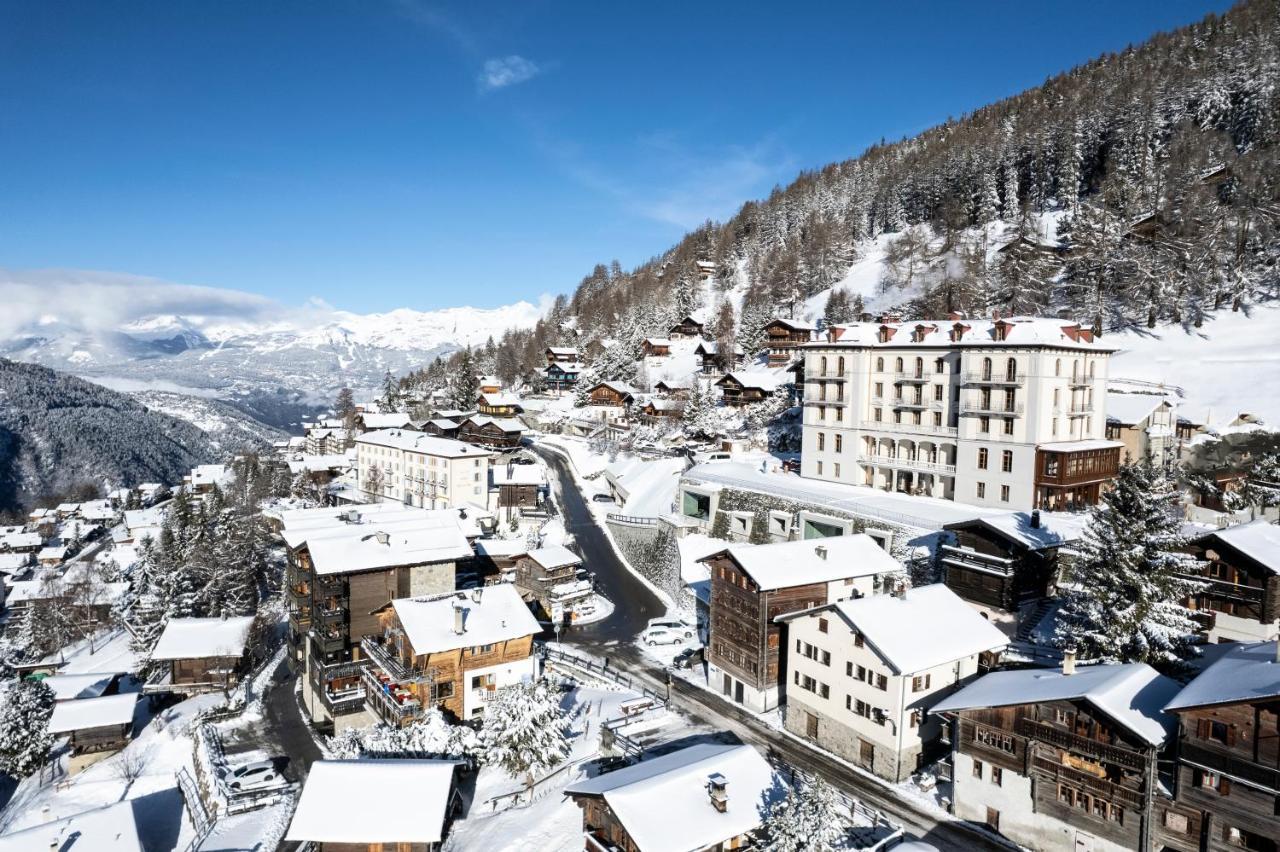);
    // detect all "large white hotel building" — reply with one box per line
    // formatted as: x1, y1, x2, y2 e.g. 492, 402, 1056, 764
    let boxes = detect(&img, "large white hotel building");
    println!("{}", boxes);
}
799, 316, 1122, 511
